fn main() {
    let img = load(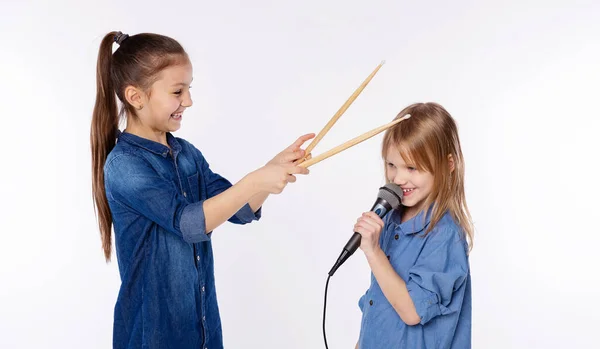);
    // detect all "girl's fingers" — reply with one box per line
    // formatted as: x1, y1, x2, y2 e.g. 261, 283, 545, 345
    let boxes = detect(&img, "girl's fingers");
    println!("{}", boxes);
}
286, 164, 310, 175
360, 216, 383, 231
363, 212, 385, 229
283, 149, 305, 162
287, 133, 315, 151
354, 222, 375, 237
